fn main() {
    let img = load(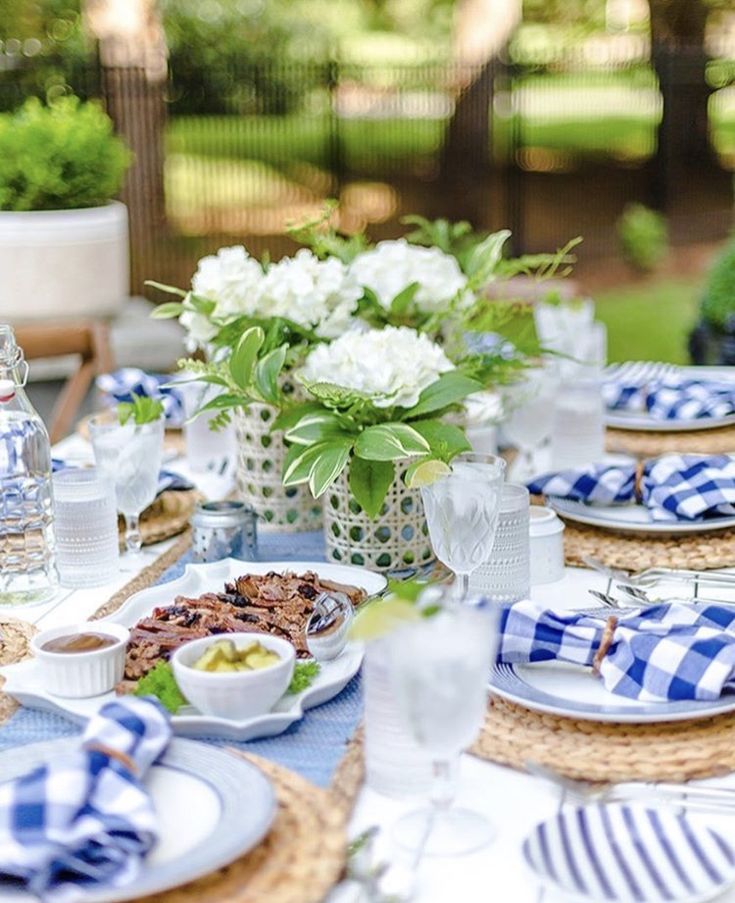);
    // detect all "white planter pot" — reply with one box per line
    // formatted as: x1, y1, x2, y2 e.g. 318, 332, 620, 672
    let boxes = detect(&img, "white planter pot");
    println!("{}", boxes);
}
0, 201, 129, 322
